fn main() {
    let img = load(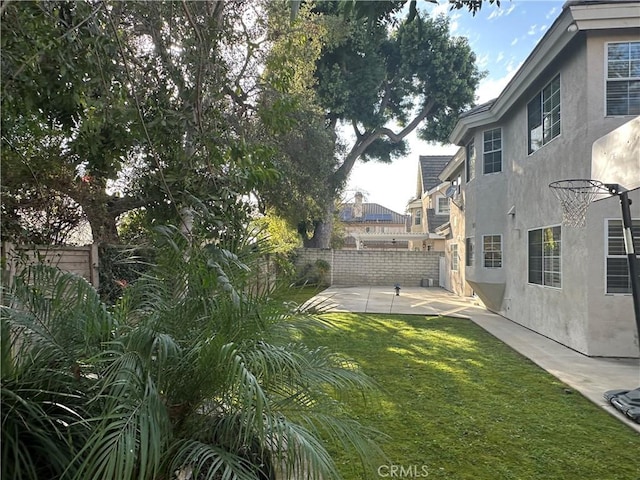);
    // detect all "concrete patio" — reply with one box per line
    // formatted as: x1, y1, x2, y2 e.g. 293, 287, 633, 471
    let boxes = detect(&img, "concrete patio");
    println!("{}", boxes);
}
308, 286, 640, 434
